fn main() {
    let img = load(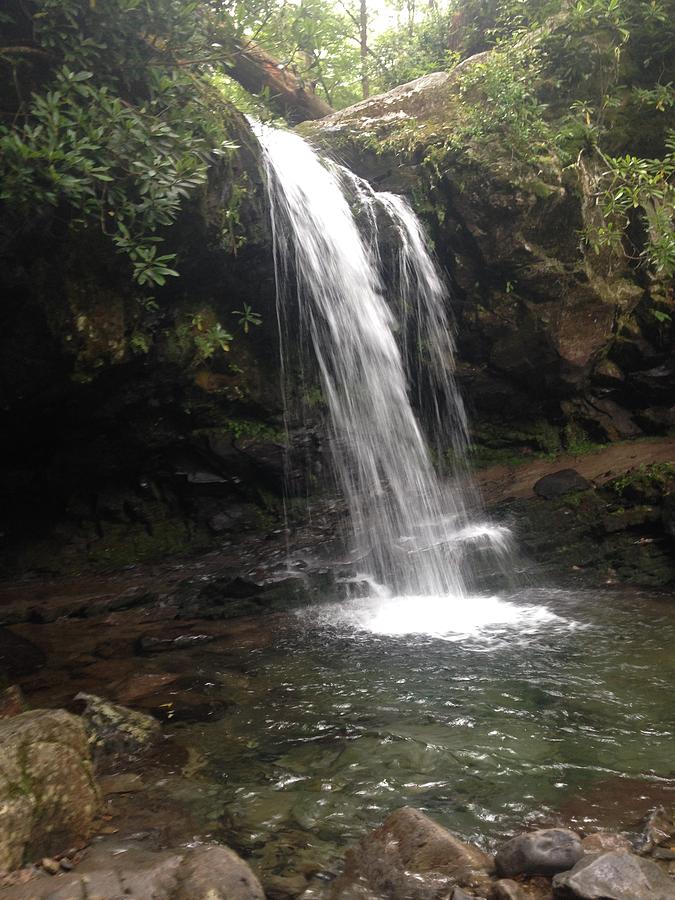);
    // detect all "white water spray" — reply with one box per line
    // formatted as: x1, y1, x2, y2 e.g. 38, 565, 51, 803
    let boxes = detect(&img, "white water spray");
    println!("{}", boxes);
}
254, 122, 510, 602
